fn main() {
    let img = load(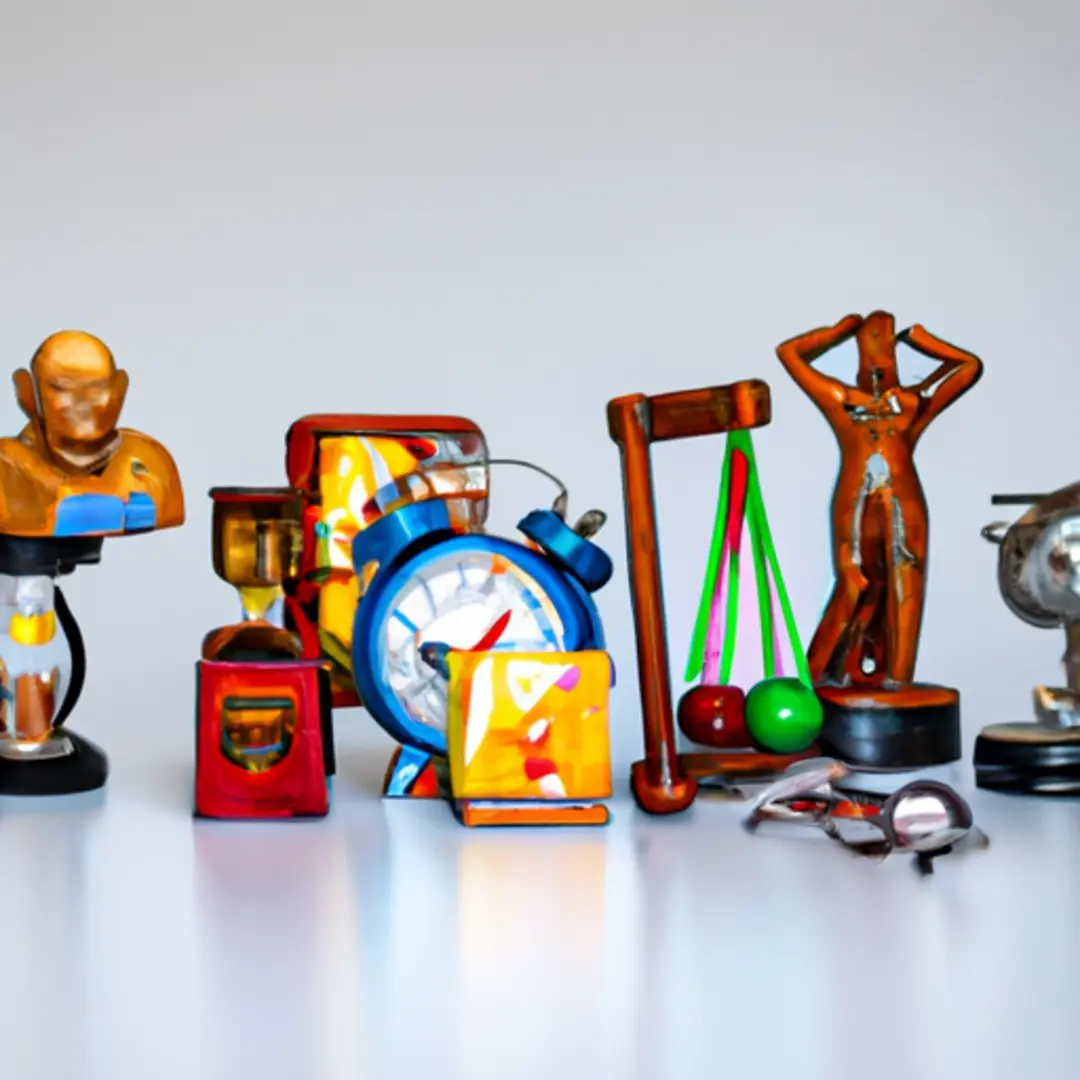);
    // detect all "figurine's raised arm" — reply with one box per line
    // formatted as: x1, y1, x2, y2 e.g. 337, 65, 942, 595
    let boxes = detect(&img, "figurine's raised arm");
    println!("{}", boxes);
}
900, 325, 984, 443
775, 315, 862, 415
